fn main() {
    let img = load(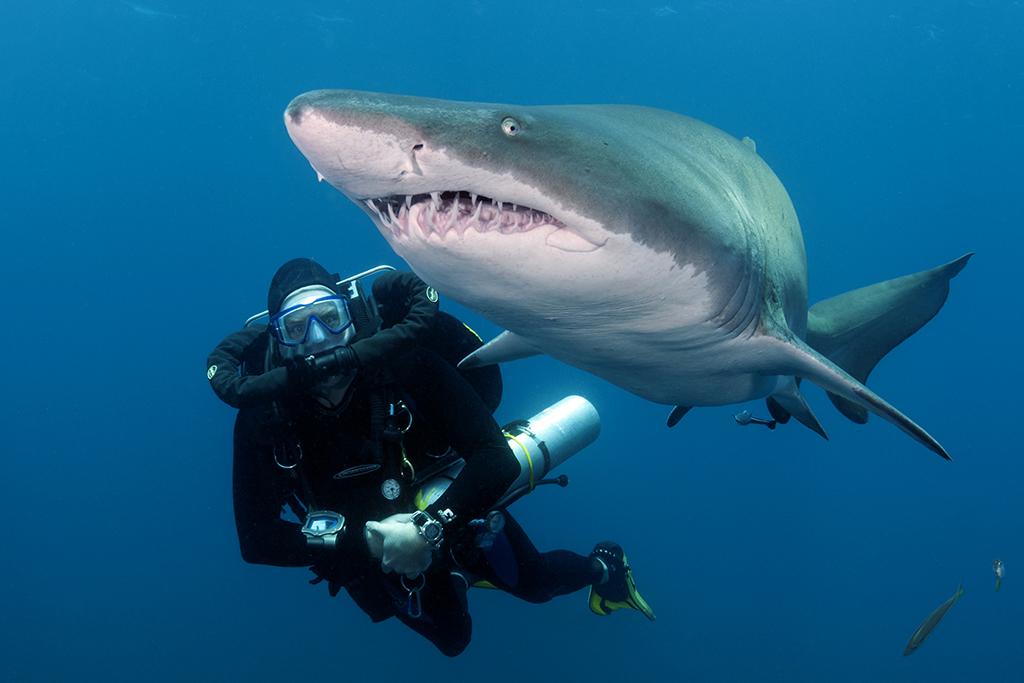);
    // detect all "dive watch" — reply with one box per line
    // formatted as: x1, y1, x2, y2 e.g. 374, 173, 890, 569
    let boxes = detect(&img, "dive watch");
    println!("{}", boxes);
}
301, 510, 347, 548
411, 510, 445, 548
